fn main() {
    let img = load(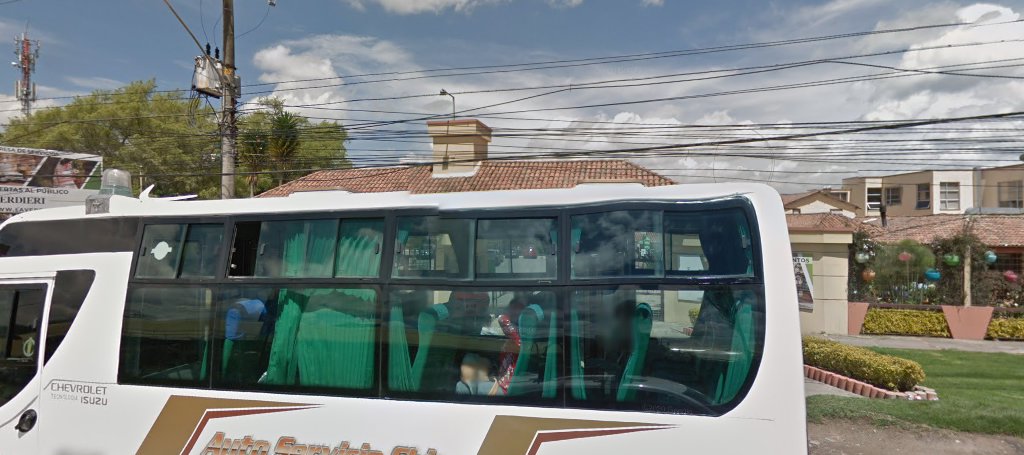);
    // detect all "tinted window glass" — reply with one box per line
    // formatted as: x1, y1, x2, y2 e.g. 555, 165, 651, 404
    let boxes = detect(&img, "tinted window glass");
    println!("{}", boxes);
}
0, 286, 45, 408
476, 218, 557, 280
216, 287, 378, 391
120, 286, 211, 385
665, 210, 753, 276
136, 224, 224, 279
254, 219, 339, 278
336, 219, 384, 278
569, 286, 762, 412
571, 211, 663, 278
45, 270, 96, 362
0, 218, 138, 257
393, 217, 473, 279
385, 288, 559, 402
